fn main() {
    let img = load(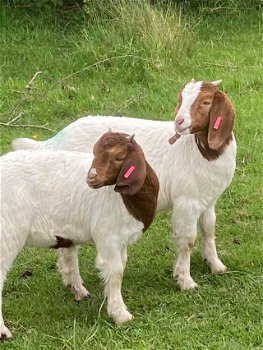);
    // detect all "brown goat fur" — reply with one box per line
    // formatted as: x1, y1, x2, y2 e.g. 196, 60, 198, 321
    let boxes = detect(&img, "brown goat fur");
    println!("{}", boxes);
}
87, 132, 159, 231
